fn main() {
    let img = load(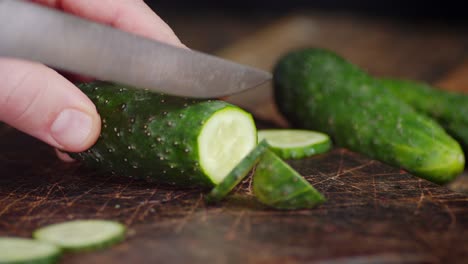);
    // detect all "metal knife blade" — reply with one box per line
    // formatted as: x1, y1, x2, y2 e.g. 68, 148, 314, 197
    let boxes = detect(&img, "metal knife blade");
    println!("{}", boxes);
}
0, 0, 271, 98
